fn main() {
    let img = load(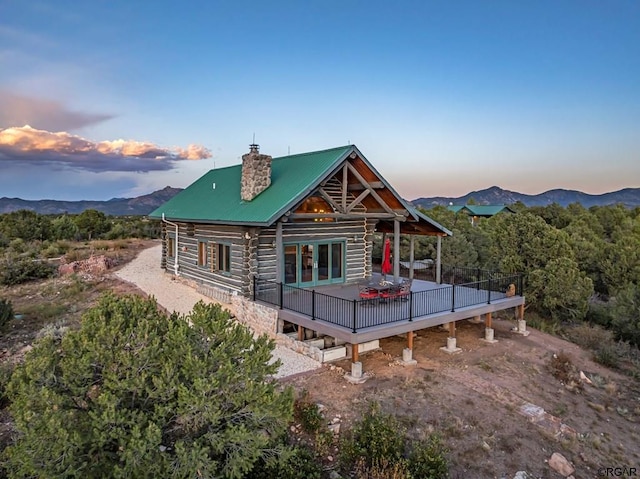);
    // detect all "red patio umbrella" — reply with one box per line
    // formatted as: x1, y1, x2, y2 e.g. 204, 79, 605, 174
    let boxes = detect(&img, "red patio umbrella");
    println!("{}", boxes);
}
381, 238, 392, 278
